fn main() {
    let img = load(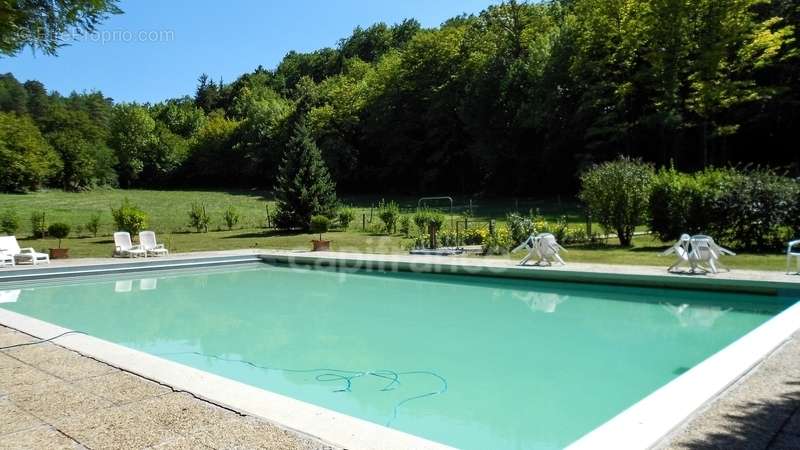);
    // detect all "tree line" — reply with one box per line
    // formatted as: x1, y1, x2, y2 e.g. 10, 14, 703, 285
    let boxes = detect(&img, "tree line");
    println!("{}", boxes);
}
1, 0, 798, 195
